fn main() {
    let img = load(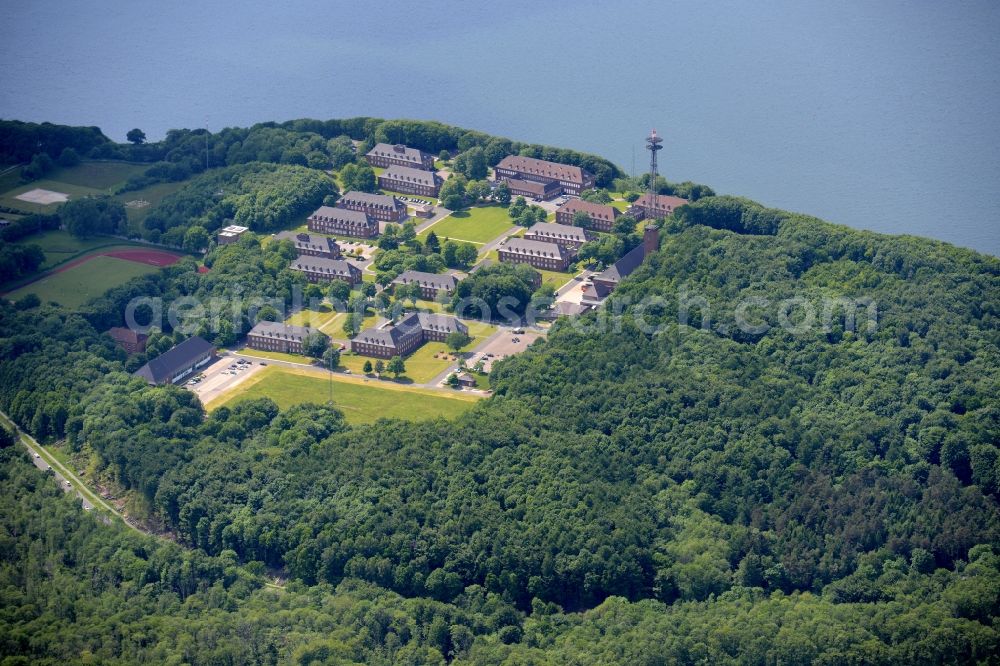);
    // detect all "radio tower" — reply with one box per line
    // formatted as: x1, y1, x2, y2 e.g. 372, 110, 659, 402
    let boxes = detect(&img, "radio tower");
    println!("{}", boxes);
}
646, 129, 663, 218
